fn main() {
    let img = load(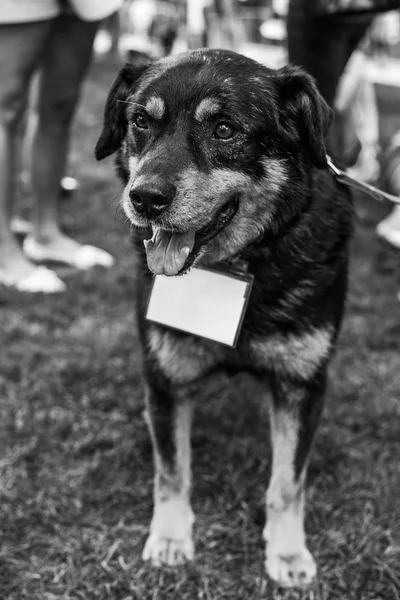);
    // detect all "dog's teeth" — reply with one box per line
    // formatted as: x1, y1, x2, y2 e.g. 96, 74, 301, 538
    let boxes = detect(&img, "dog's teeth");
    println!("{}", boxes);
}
181, 246, 190, 259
